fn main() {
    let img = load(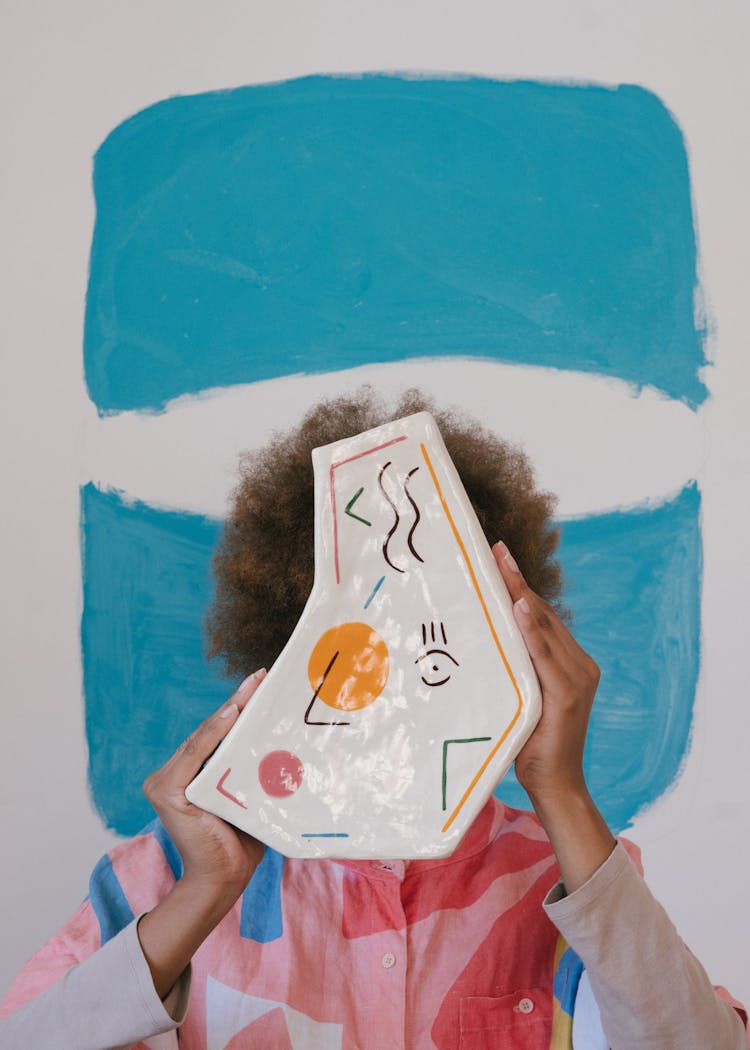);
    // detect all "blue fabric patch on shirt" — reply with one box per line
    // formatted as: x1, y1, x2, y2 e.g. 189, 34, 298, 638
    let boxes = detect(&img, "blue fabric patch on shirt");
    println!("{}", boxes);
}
240, 847, 285, 943
89, 854, 135, 945
143, 817, 184, 880
554, 947, 585, 1017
